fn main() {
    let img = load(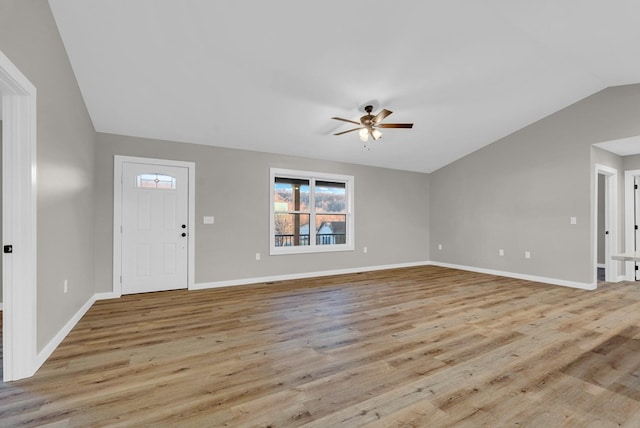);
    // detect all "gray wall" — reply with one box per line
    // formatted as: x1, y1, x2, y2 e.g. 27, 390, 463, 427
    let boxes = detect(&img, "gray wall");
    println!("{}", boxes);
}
94, 133, 430, 292
0, 1, 96, 350
623, 154, 640, 171
430, 85, 640, 285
